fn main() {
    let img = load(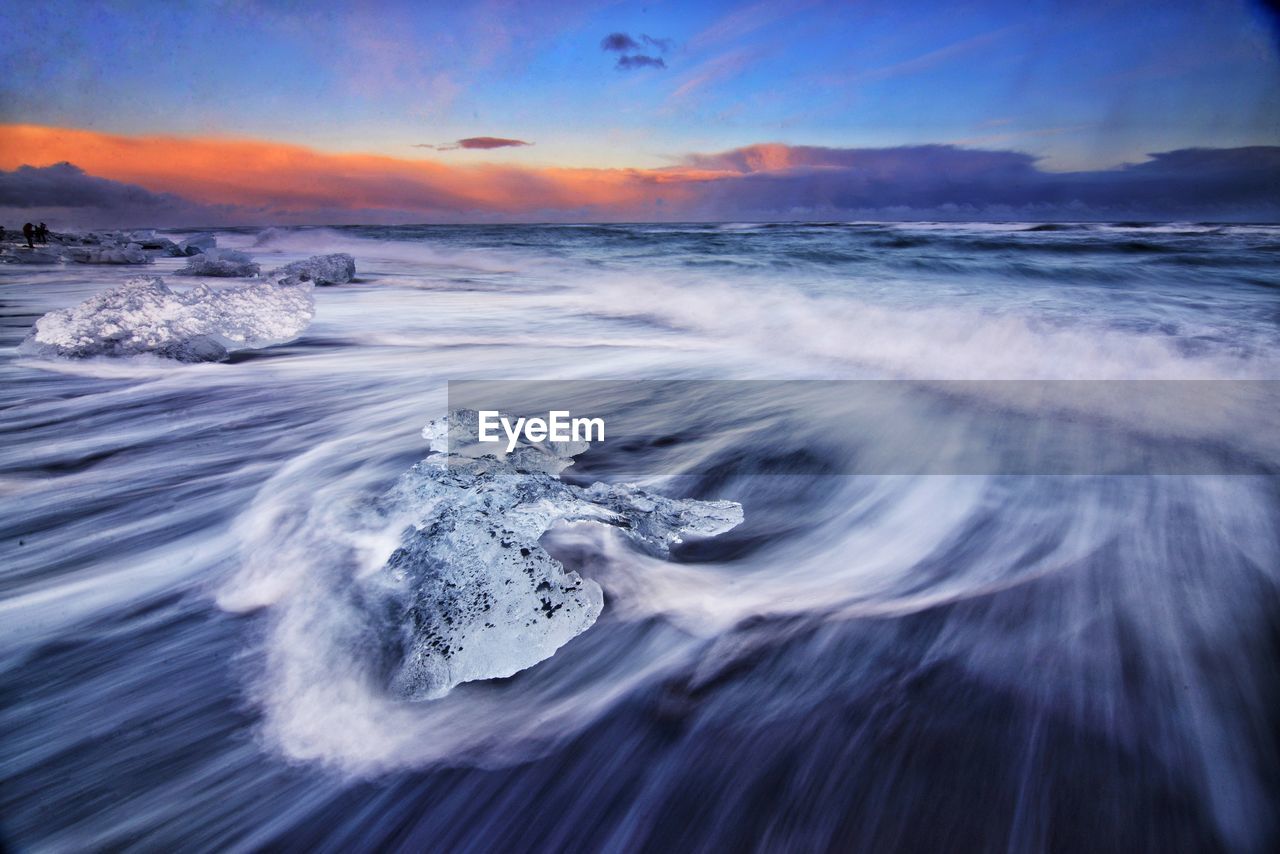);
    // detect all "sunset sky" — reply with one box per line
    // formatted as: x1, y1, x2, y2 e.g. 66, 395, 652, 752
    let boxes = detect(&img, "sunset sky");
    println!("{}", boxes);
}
1, 0, 1277, 224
